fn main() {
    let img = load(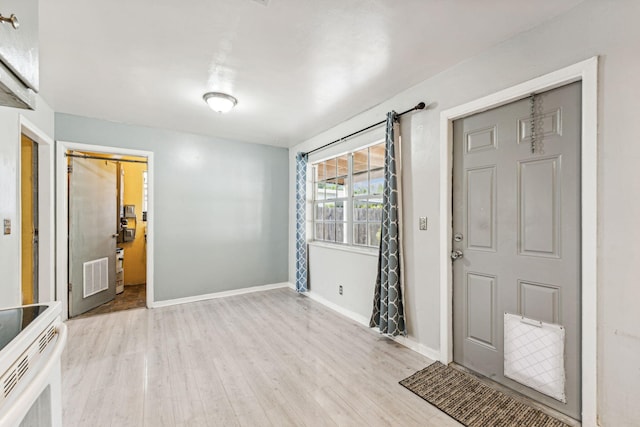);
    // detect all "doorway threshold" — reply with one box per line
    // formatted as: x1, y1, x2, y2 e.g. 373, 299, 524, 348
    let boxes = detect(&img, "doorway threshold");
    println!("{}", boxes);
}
75, 284, 147, 319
